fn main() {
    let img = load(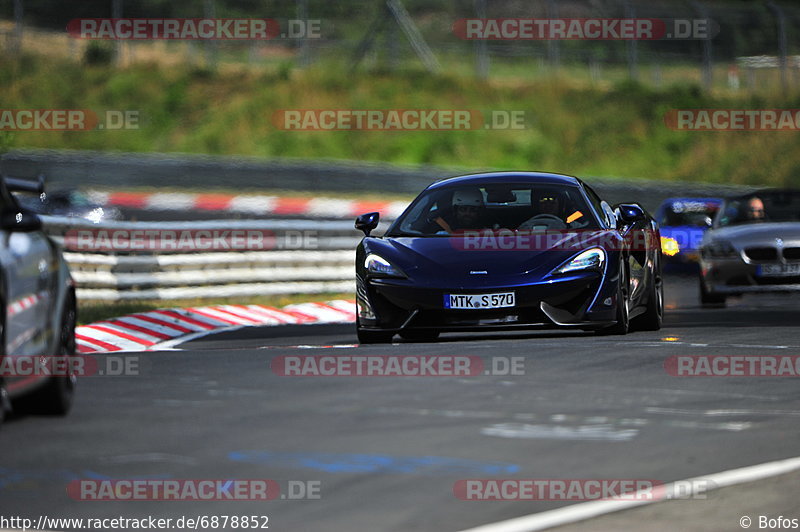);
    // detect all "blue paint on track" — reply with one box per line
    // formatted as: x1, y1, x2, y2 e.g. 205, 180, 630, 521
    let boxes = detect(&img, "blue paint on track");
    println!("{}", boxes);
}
228, 451, 520, 476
